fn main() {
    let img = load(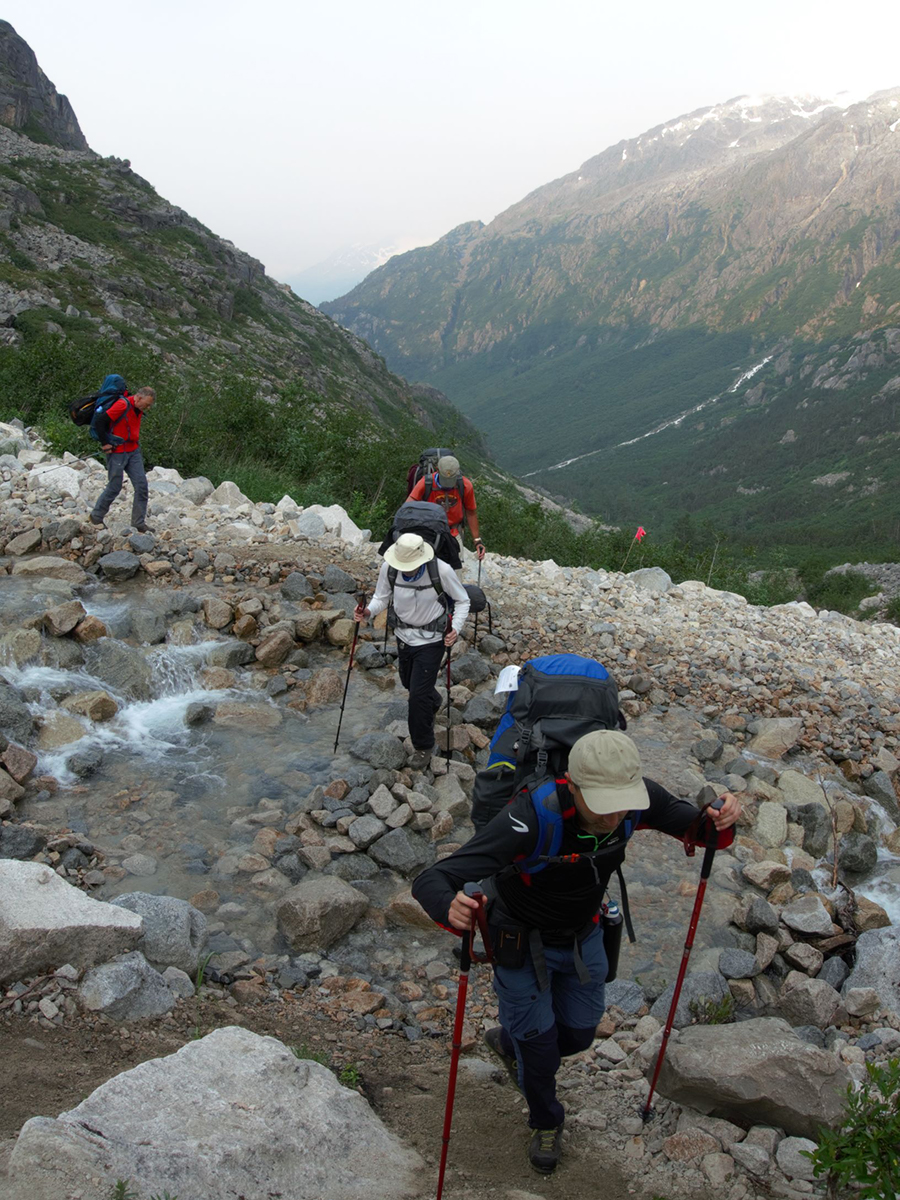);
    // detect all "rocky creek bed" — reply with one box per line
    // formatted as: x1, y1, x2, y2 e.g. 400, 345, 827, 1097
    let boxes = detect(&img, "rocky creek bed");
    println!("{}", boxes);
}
1, 418, 900, 1200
